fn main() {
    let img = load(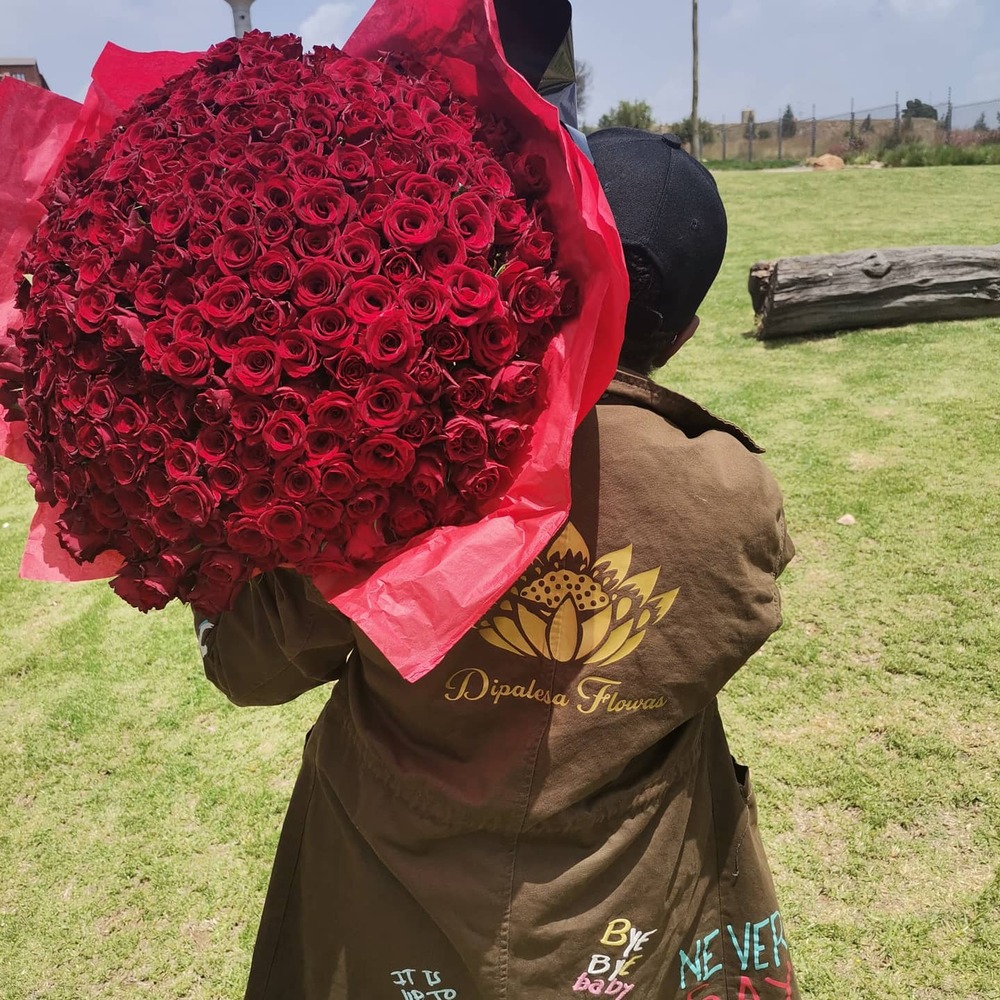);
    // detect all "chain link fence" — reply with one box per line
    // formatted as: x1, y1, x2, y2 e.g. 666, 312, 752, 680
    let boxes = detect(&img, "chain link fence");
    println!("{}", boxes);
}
681, 96, 1000, 164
